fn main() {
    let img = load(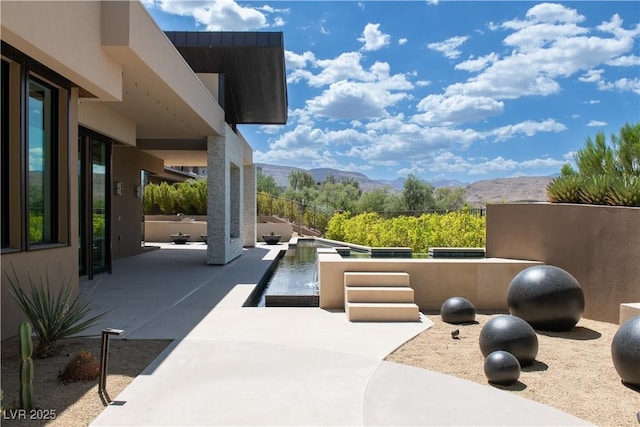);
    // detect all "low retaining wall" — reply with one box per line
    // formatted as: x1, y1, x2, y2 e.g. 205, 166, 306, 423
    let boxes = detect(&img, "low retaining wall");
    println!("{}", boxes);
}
257, 222, 293, 242
486, 203, 640, 324
145, 220, 207, 243
318, 251, 542, 312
